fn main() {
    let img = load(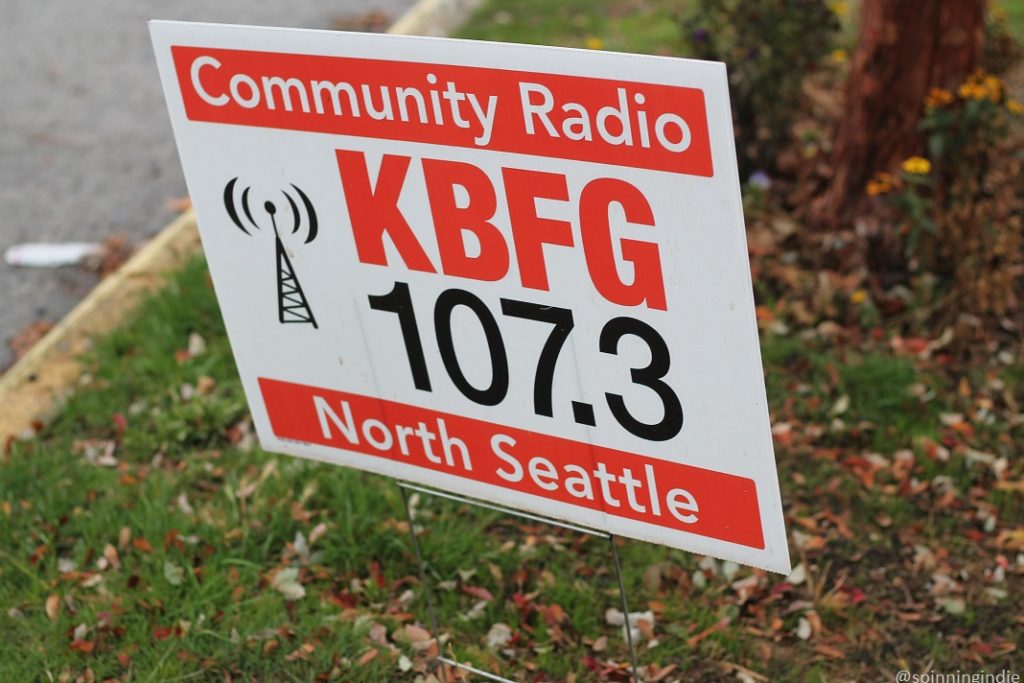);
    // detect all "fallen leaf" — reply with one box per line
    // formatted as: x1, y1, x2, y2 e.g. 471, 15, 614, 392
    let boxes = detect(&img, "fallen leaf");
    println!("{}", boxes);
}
69, 639, 95, 654
687, 617, 730, 647
537, 603, 566, 626
309, 522, 329, 545
814, 644, 846, 659
286, 642, 315, 661
461, 585, 494, 601
196, 375, 216, 396
45, 594, 60, 621
937, 597, 966, 615
830, 395, 850, 416
368, 622, 388, 645
649, 663, 678, 681
786, 563, 807, 586
89, 235, 133, 277
102, 544, 121, 571
270, 567, 305, 601
176, 493, 194, 515
112, 413, 128, 437
163, 561, 184, 587
398, 624, 432, 644
486, 622, 512, 649
72, 439, 118, 467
